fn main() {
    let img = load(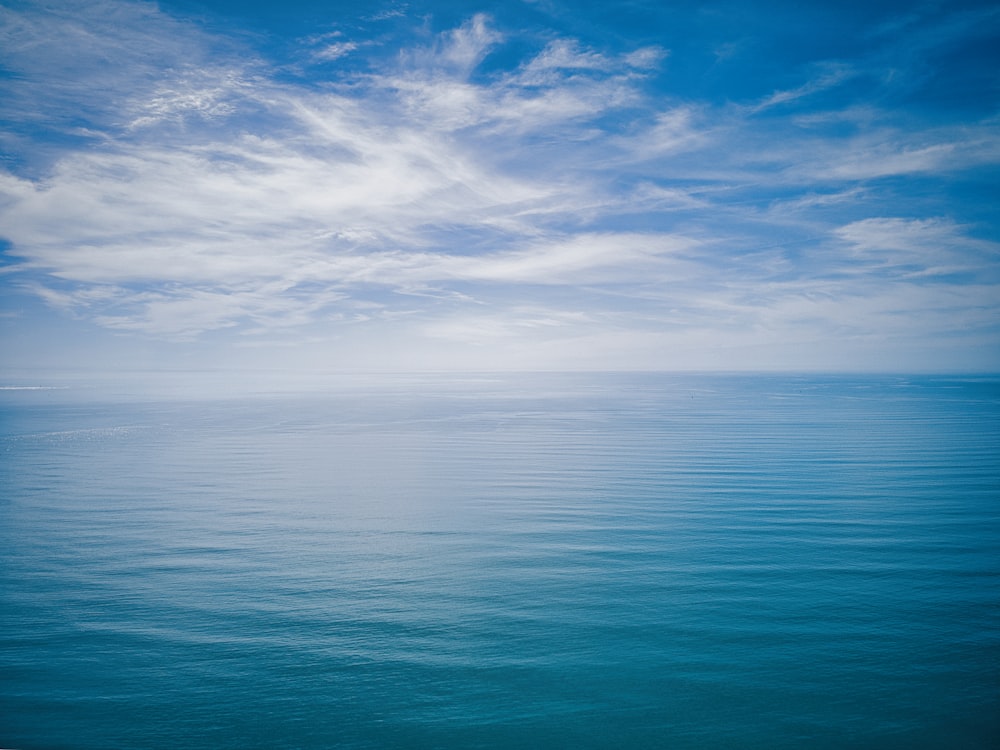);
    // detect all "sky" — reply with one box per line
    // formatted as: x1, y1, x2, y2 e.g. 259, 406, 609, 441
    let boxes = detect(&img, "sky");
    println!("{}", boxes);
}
1, 0, 999, 378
